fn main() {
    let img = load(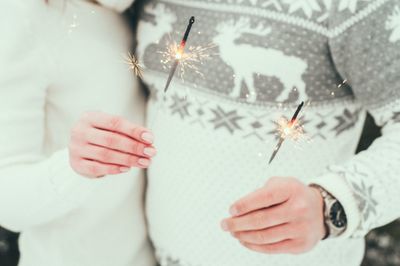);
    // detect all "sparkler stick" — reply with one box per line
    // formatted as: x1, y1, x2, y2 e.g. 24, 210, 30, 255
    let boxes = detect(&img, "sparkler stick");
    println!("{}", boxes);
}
163, 16, 195, 93
268, 101, 305, 164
